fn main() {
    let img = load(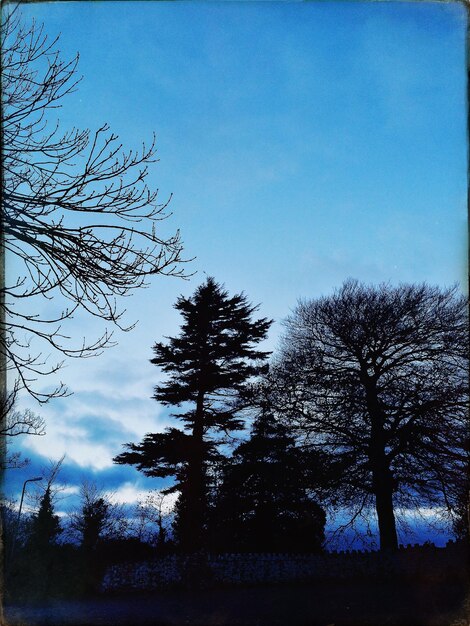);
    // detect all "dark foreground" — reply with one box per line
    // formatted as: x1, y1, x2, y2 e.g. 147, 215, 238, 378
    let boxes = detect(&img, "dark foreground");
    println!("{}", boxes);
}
5, 580, 469, 626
